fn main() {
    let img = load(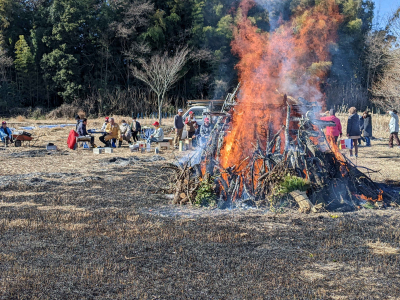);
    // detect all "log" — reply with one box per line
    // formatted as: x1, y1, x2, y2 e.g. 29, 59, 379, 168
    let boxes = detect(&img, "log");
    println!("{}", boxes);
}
290, 190, 313, 213
180, 197, 190, 204
311, 203, 324, 213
